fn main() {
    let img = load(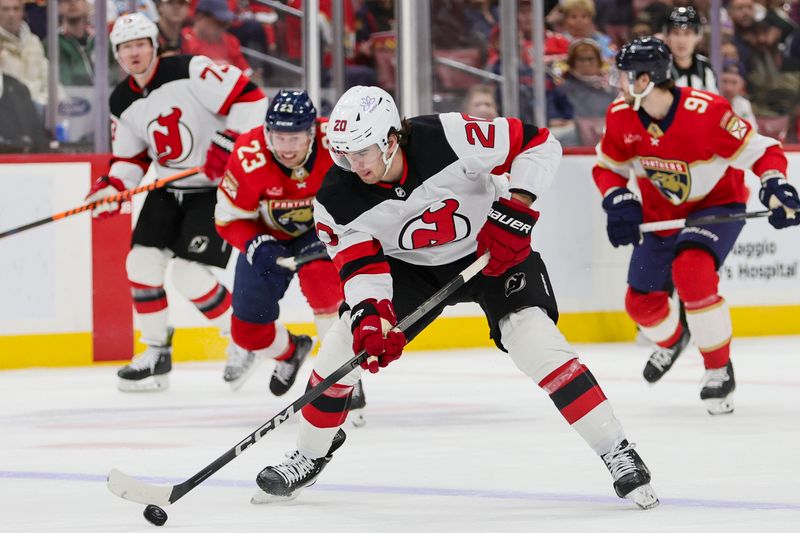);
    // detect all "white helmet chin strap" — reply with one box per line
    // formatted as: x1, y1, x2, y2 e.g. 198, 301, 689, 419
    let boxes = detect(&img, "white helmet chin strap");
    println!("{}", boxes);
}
380, 142, 400, 179
629, 80, 655, 111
